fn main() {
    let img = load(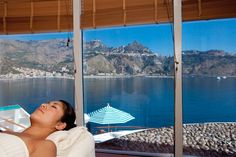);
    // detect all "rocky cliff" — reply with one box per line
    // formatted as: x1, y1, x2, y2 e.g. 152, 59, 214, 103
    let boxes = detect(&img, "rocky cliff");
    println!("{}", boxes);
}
0, 39, 235, 76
